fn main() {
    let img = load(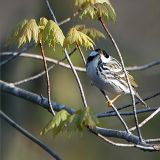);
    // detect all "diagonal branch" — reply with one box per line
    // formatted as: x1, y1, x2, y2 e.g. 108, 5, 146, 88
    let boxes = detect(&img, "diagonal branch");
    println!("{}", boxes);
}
129, 107, 160, 131
0, 43, 33, 66
45, 0, 88, 108
99, 17, 143, 141
64, 49, 88, 108
0, 110, 63, 160
11, 48, 77, 86
39, 40, 55, 116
